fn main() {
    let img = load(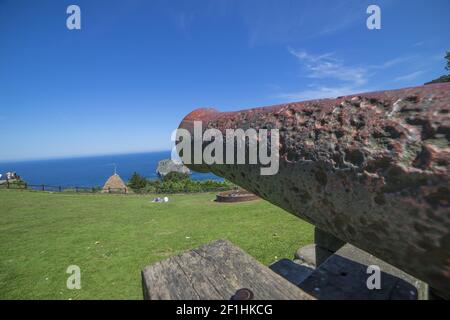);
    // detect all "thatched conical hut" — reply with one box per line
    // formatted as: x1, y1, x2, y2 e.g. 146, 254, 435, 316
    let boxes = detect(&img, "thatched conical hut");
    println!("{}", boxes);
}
102, 173, 129, 194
